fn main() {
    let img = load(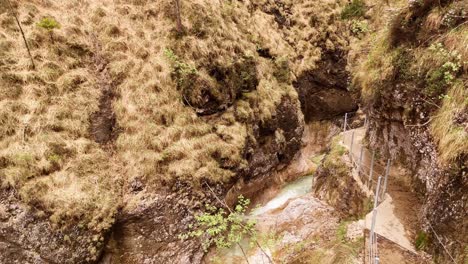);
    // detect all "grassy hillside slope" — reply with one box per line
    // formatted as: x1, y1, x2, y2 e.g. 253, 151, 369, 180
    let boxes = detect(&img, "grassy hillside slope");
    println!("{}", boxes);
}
0, 0, 355, 262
